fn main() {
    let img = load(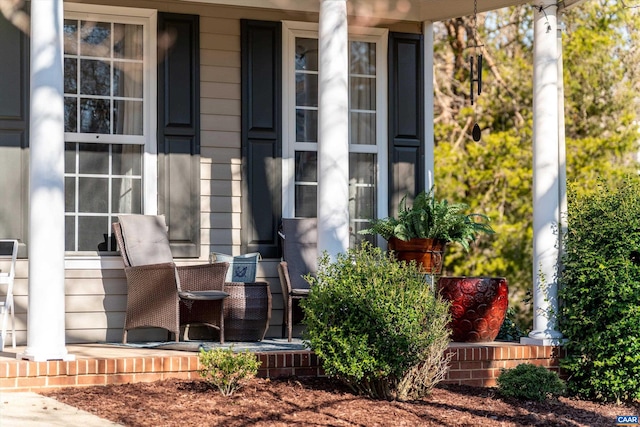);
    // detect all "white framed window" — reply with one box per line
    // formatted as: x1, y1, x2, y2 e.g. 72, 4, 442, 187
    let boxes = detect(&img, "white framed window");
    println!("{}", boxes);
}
282, 22, 388, 246
63, 4, 157, 254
